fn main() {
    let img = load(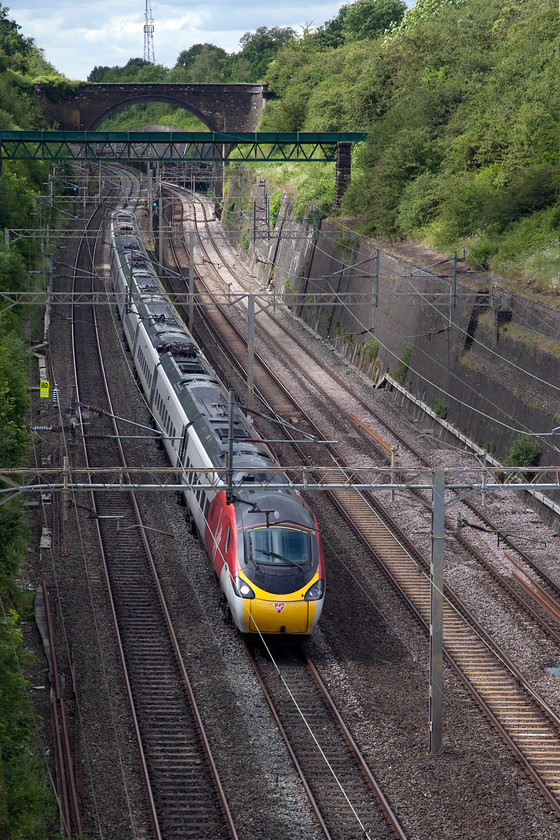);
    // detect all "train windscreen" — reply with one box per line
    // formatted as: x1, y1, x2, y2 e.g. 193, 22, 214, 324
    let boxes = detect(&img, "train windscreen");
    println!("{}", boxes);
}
246, 526, 311, 568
